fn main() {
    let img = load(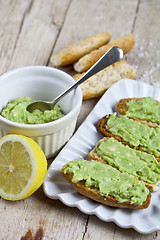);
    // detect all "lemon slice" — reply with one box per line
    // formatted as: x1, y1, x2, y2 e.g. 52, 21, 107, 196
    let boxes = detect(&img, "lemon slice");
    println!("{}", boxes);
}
0, 134, 47, 200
